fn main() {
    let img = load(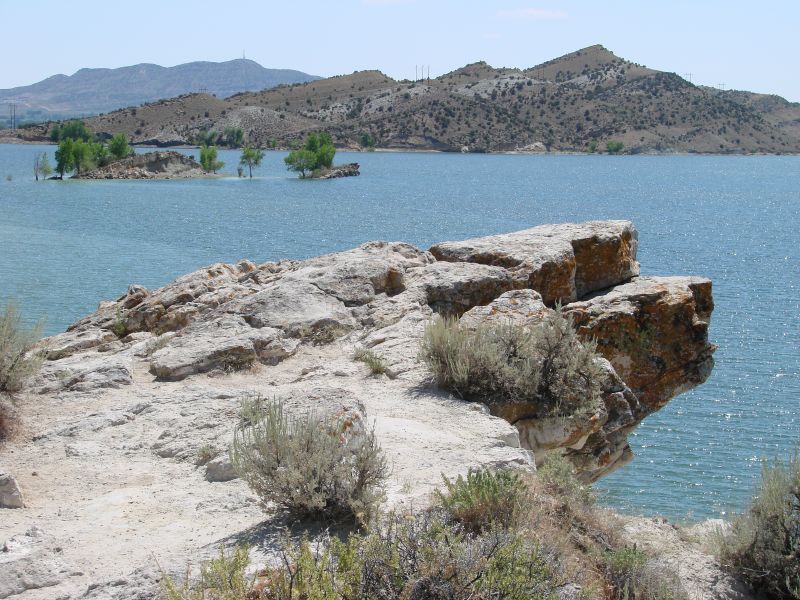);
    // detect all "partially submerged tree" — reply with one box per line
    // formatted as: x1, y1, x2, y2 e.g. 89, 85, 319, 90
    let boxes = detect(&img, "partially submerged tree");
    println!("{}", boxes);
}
200, 145, 224, 174
33, 152, 53, 181
238, 147, 264, 178
284, 149, 317, 178
284, 132, 336, 177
